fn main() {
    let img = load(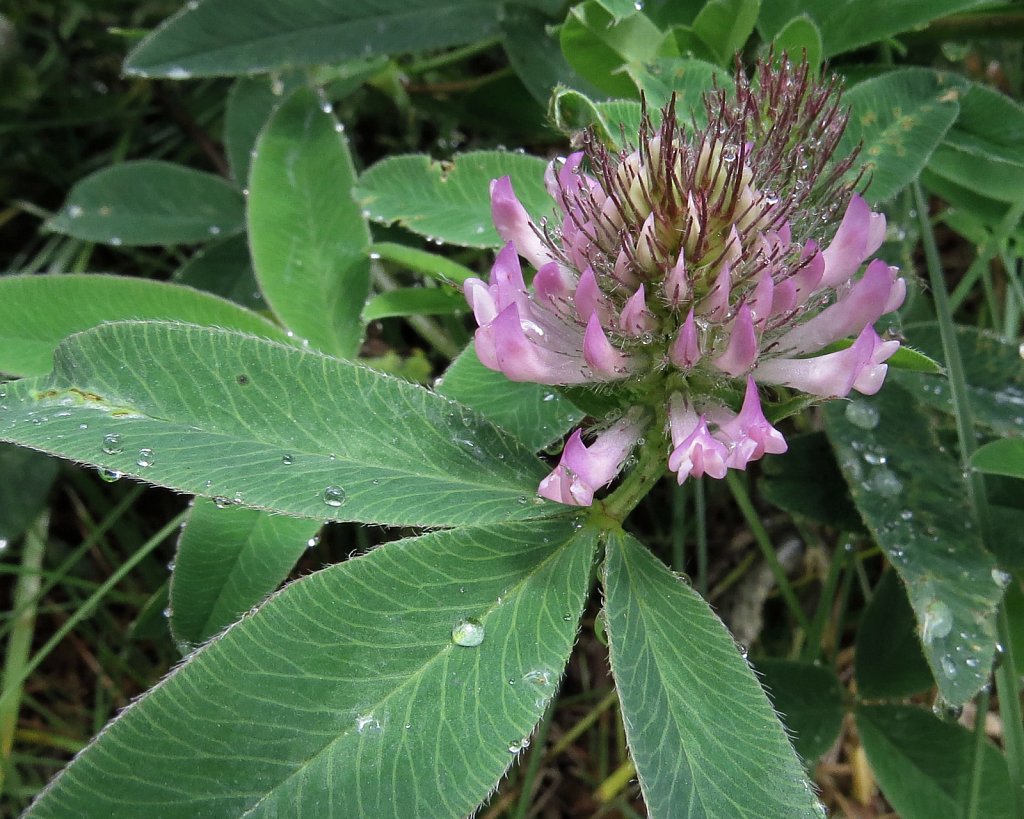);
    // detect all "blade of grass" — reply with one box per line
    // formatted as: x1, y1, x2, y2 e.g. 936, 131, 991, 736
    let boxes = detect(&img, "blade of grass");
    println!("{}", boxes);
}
0, 510, 187, 715
726, 472, 811, 631
0, 513, 49, 798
